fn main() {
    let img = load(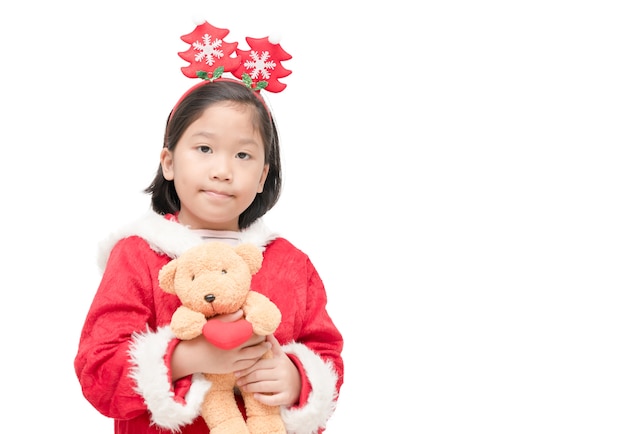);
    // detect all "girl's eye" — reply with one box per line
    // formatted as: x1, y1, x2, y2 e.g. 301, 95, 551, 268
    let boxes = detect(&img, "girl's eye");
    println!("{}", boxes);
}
199, 145, 212, 153
236, 152, 250, 160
